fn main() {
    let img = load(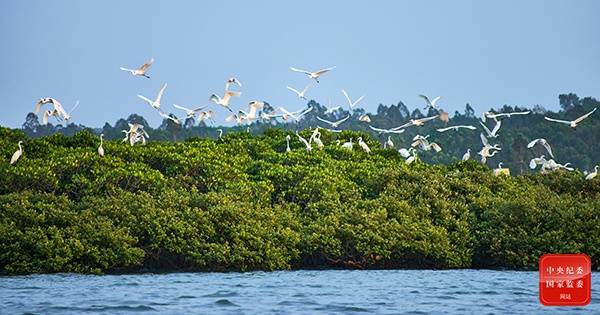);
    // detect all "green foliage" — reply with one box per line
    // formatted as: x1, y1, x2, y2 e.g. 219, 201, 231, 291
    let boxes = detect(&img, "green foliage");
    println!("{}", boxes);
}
0, 127, 599, 274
